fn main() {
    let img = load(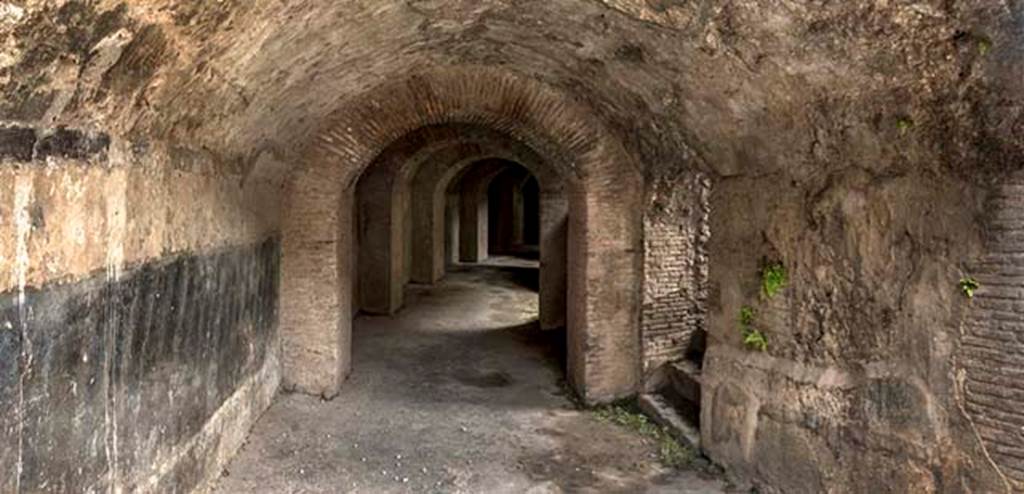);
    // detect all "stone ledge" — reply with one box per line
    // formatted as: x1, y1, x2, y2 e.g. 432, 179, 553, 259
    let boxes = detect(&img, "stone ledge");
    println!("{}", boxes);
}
638, 392, 701, 451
